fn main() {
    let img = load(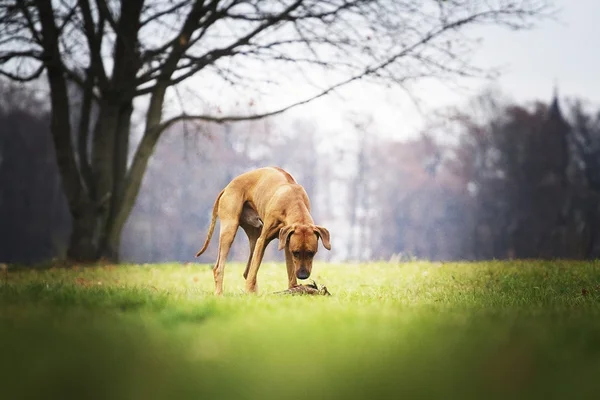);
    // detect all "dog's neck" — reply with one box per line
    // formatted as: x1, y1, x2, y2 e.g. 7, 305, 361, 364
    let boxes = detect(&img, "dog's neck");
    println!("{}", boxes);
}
283, 201, 314, 226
